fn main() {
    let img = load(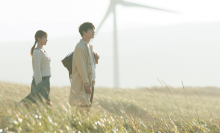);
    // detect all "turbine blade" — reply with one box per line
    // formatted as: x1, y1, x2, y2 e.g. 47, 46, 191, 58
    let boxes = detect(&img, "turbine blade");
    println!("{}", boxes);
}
95, 5, 113, 35
120, 1, 177, 13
